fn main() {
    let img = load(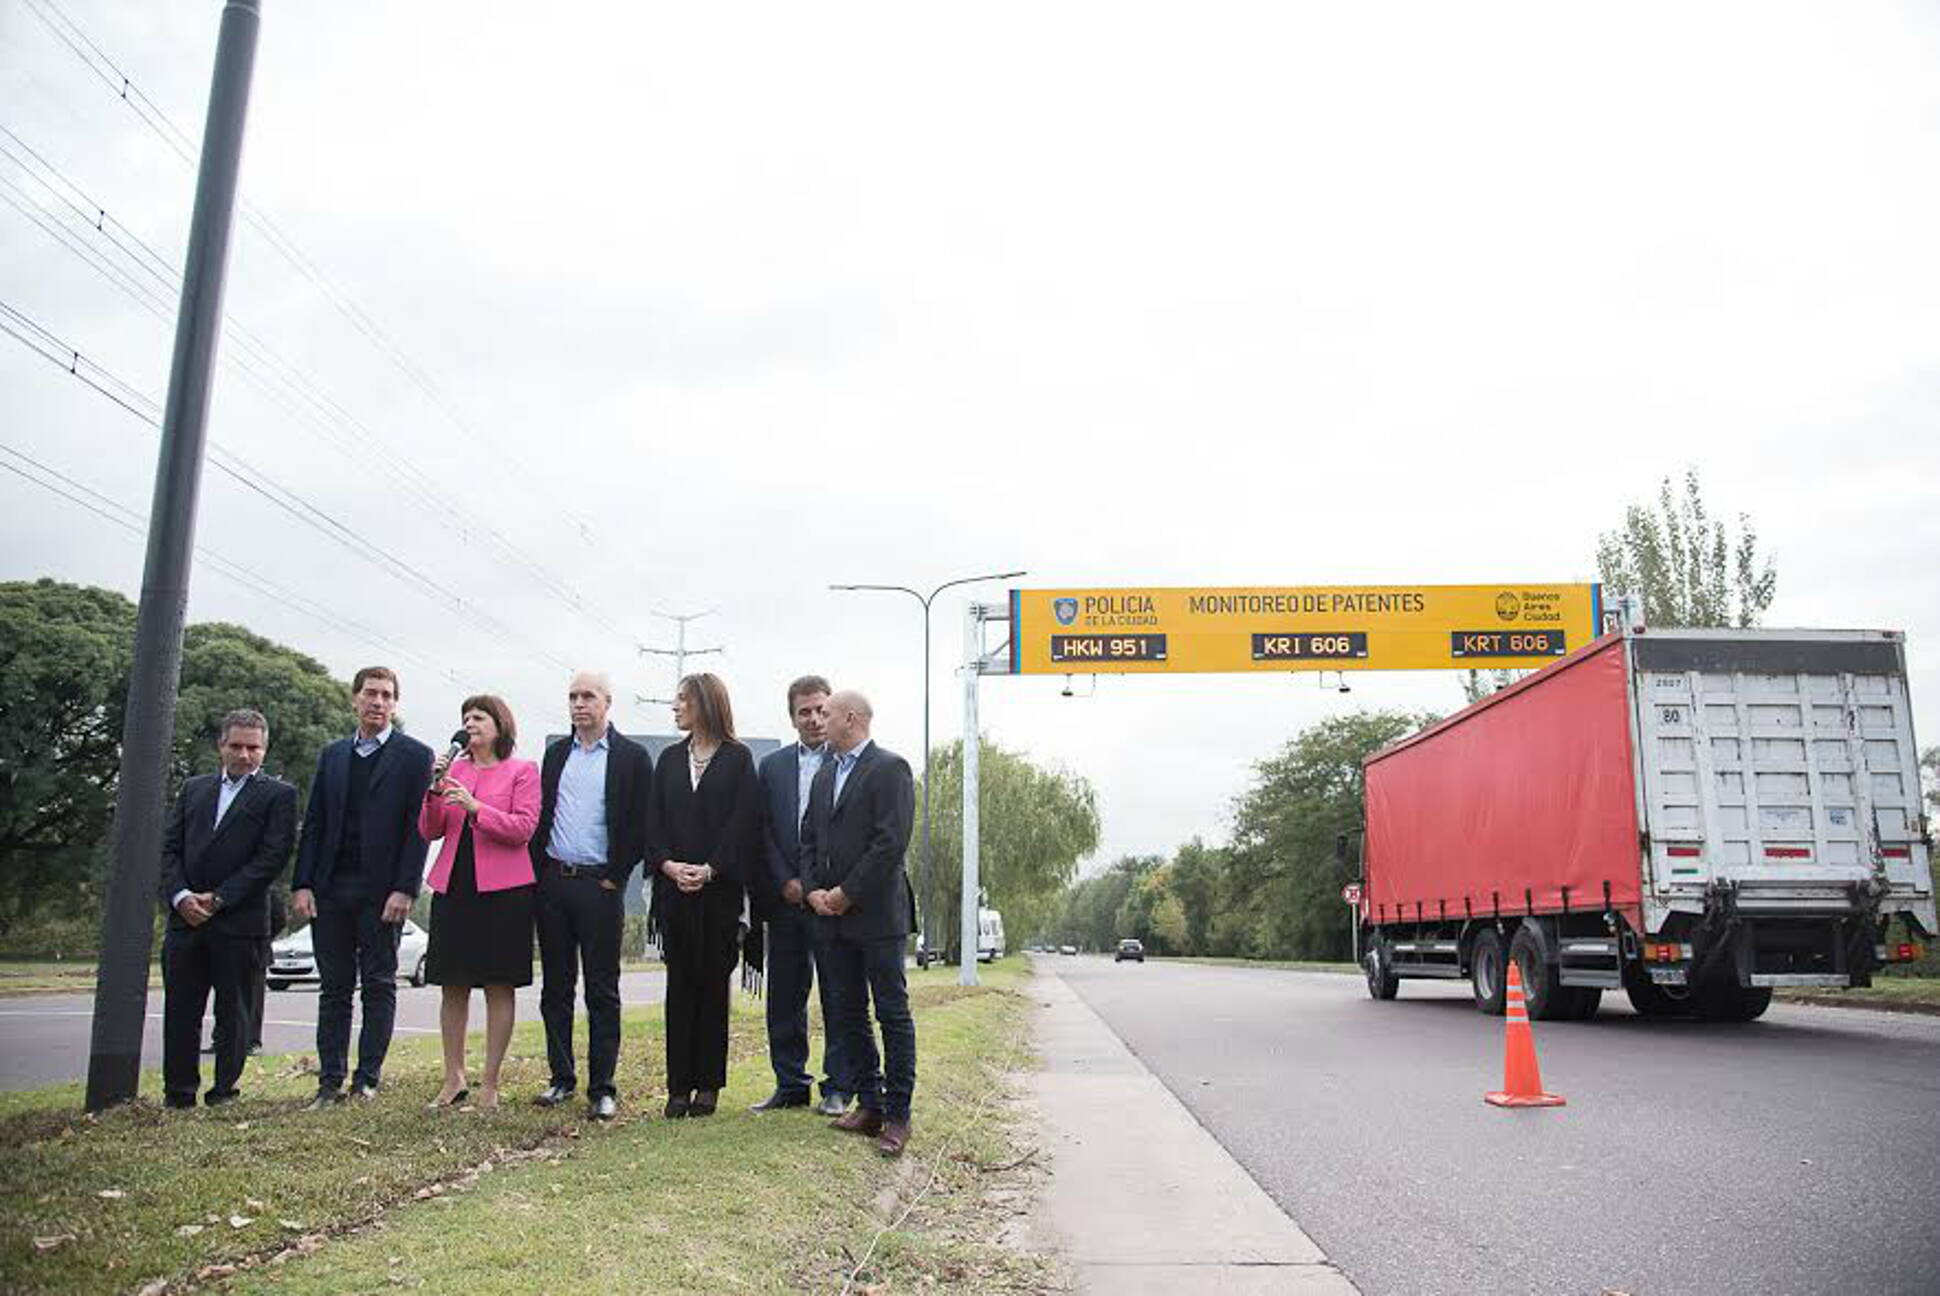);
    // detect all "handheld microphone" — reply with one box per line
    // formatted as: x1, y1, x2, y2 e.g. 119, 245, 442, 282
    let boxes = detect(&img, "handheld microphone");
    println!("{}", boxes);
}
434, 728, 468, 783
